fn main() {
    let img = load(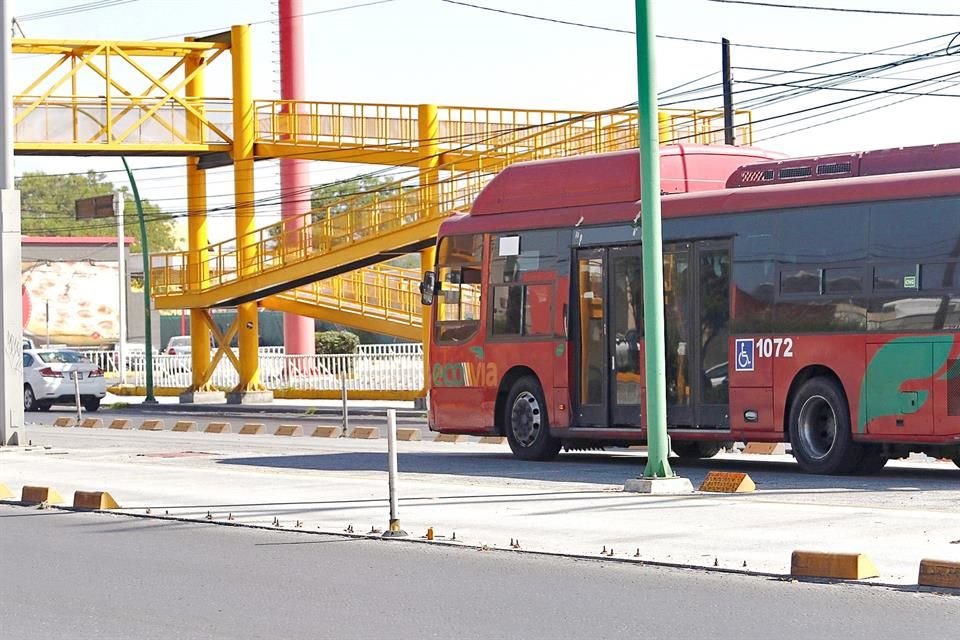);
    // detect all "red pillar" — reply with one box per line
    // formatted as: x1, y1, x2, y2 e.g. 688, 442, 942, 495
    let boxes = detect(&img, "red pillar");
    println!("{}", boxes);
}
280, 0, 315, 355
